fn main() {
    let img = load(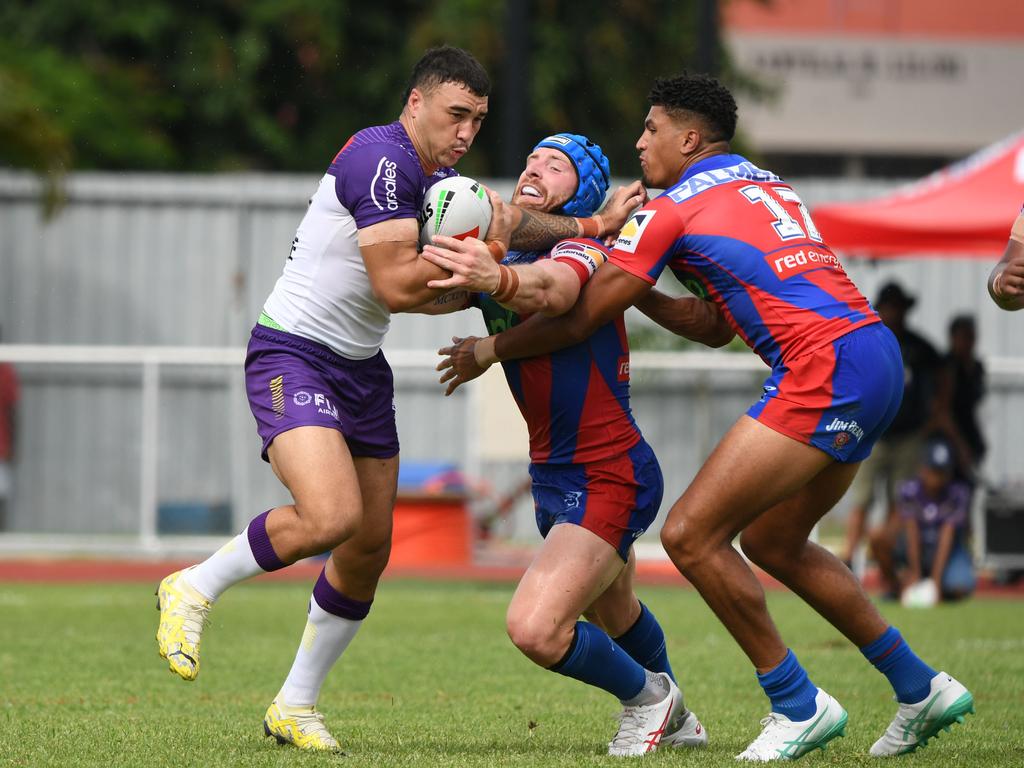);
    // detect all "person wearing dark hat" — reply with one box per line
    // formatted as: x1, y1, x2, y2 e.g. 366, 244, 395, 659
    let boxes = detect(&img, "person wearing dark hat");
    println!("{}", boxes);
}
417, 133, 707, 756
943, 314, 986, 484
840, 280, 952, 571
870, 437, 976, 602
